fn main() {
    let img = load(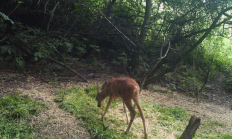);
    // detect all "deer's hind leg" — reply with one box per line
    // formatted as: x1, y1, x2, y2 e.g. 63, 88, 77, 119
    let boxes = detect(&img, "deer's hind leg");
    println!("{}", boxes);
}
123, 101, 129, 124
124, 100, 136, 134
133, 96, 148, 139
